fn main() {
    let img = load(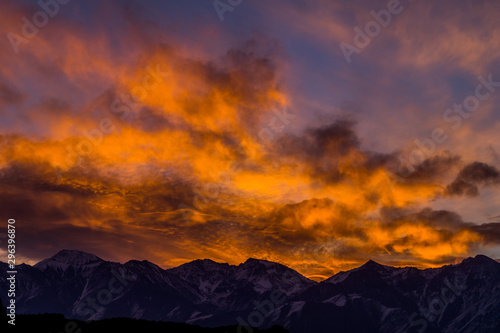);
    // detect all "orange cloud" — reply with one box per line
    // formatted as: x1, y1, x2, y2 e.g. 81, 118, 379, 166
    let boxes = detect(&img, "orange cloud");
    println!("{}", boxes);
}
0, 0, 499, 280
